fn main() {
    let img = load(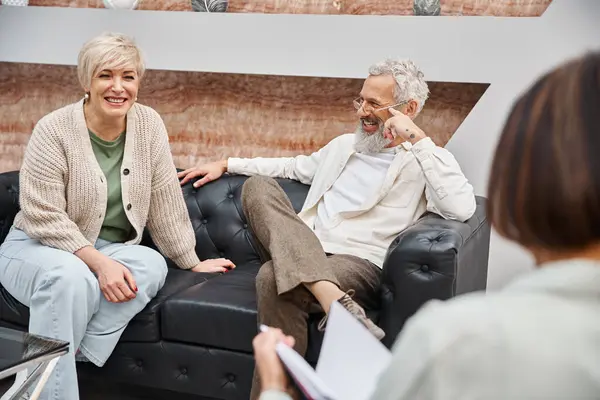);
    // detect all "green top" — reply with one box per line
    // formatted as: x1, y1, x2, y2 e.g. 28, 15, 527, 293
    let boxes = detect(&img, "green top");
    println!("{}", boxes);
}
89, 129, 132, 243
